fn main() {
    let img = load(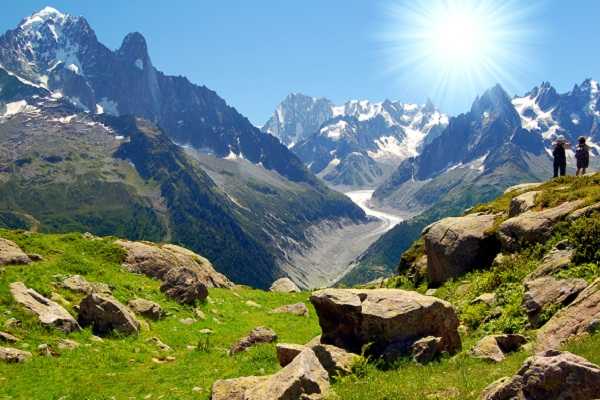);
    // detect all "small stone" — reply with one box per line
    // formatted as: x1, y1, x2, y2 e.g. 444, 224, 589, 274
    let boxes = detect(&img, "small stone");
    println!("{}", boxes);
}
57, 339, 79, 350
0, 347, 31, 363
269, 302, 309, 317
146, 337, 171, 352
471, 293, 496, 306
199, 329, 213, 335
0, 331, 19, 343
127, 298, 164, 321
193, 308, 206, 320
229, 327, 277, 355
244, 300, 261, 308
179, 318, 196, 325
89, 335, 104, 343
37, 343, 54, 357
